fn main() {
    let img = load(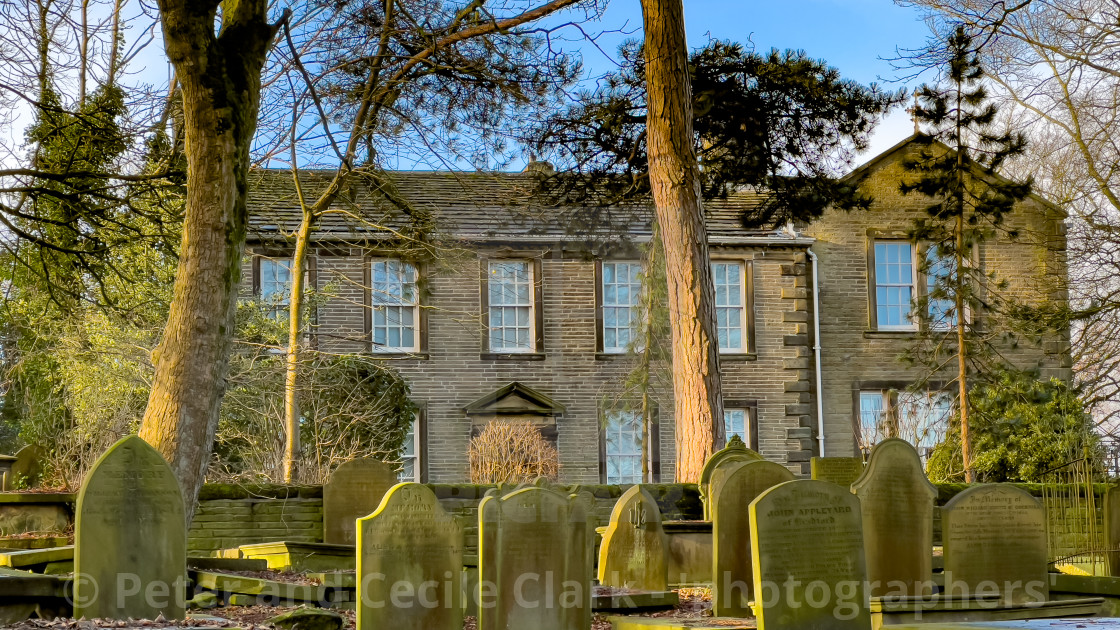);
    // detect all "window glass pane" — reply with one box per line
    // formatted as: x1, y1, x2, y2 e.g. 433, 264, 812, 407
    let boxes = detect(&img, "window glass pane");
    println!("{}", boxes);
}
926, 246, 958, 330
874, 242, 915, 330
372, 259, 419, 352
398, 416, 419, 482
859, 391, 888, 454
712, 262, 746, 352
724, 409, 747, 442
604, 411, 644, 484
601, 262, 642, 353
